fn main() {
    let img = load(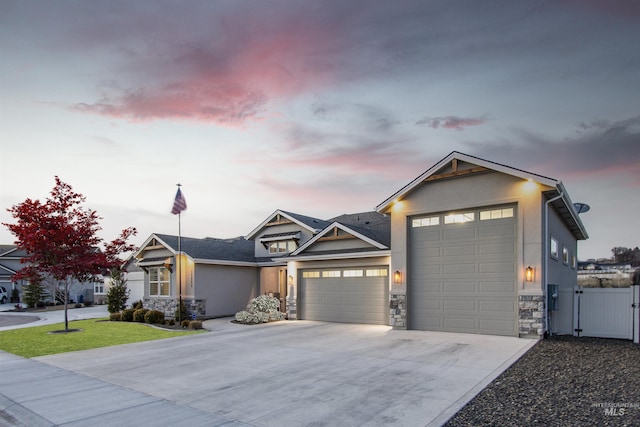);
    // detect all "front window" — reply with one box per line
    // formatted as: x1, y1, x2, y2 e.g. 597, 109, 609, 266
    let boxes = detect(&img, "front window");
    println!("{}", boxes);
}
550, 237, 559, 259
149, 267, 170, 296
268, 240, 297, 254
94, 283, 104, 294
